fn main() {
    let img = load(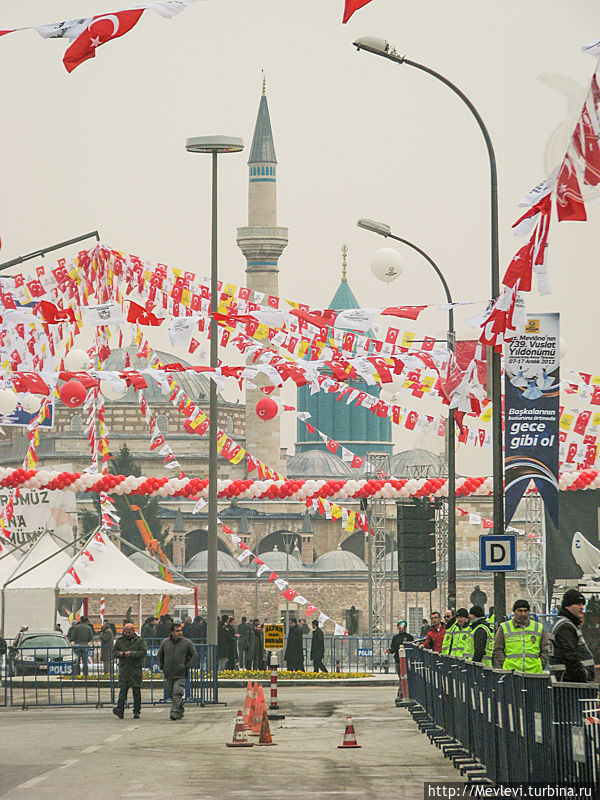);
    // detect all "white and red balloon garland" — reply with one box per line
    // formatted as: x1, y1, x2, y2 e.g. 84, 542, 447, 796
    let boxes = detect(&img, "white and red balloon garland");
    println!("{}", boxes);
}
0, 466, 597, 499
